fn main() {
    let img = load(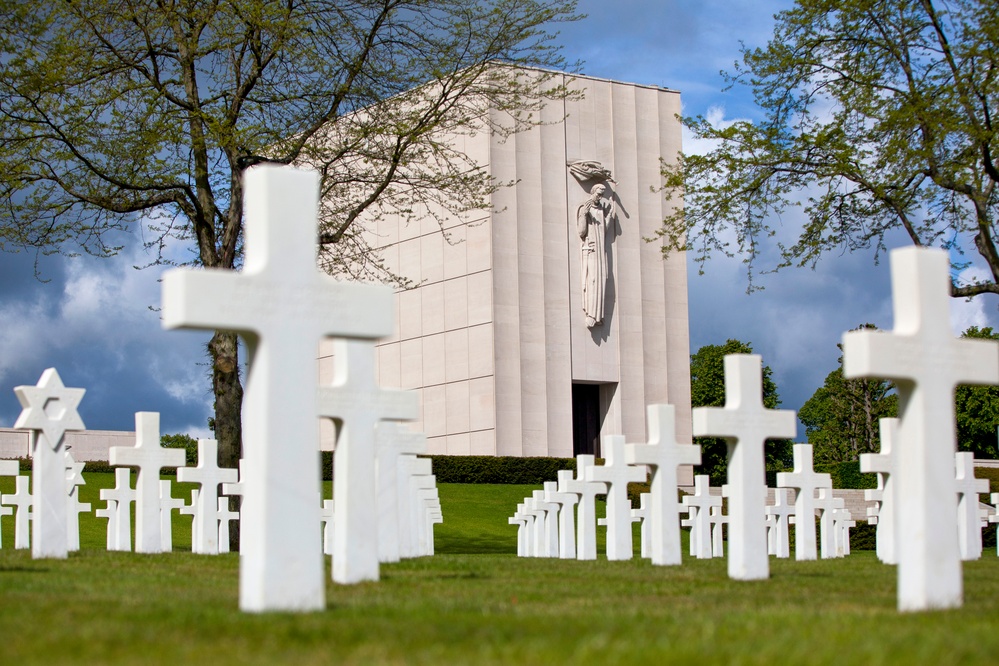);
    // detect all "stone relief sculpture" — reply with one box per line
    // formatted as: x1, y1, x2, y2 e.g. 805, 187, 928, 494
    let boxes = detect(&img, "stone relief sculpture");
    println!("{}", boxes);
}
569, 160, 617, 328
